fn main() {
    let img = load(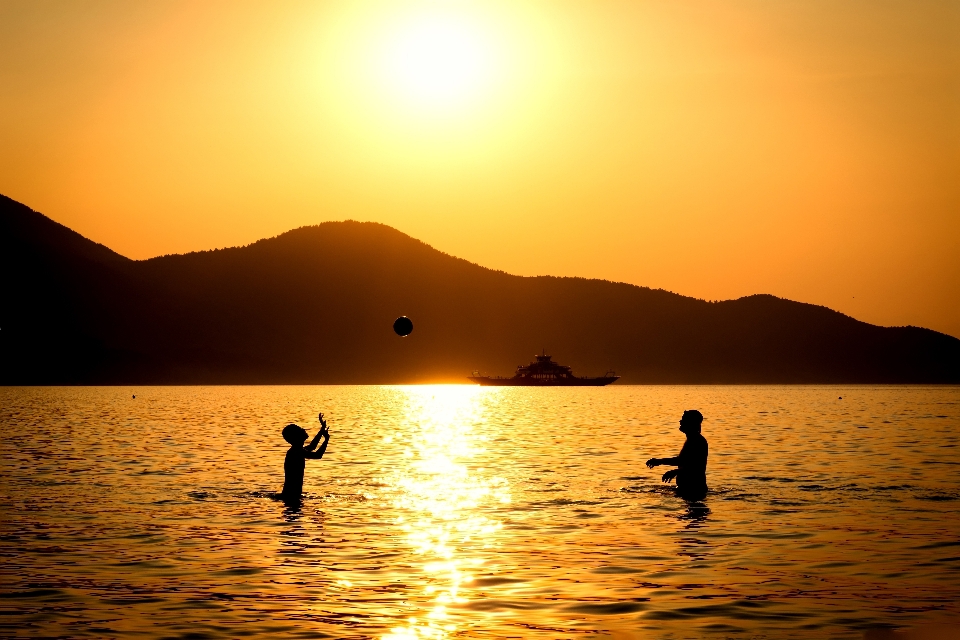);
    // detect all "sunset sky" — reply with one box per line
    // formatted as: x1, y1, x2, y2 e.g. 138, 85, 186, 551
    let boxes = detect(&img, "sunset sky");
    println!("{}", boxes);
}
2, 0, 958, 337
